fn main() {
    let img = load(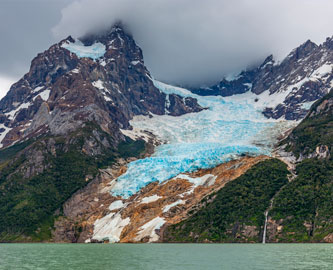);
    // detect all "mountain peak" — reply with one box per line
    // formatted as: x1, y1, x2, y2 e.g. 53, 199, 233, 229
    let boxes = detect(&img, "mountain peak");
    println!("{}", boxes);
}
293, 39, 318, 59
0, 23, 203, 149
79, 22, 129, 46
